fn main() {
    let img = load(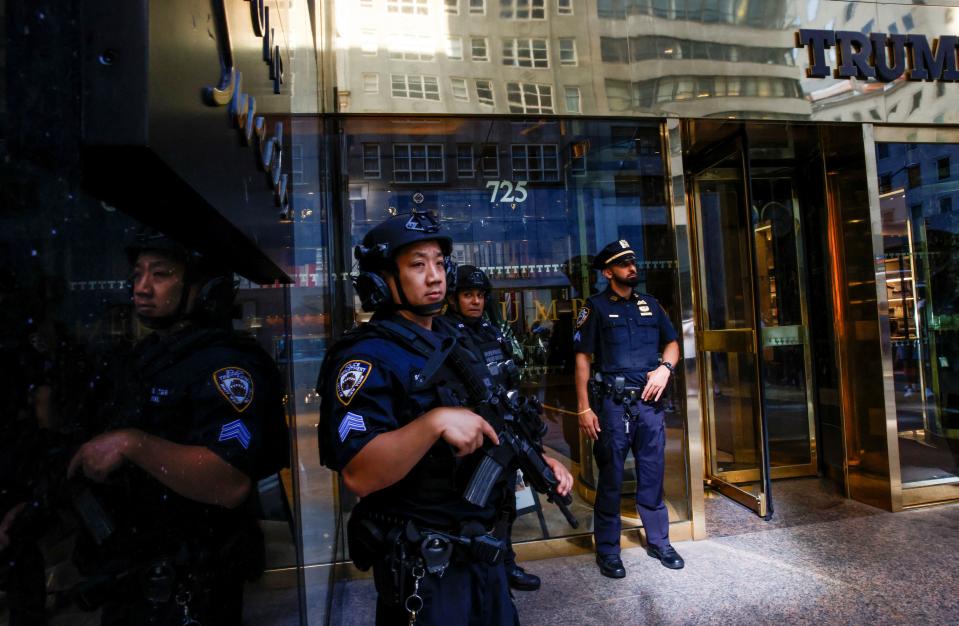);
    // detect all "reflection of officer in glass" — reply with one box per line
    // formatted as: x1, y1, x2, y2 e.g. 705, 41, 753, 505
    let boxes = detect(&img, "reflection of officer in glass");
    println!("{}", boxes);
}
574, 239, 683, 578
443, 265, 542, 592
318, 212, 571, 625
68, 231, 288, 624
